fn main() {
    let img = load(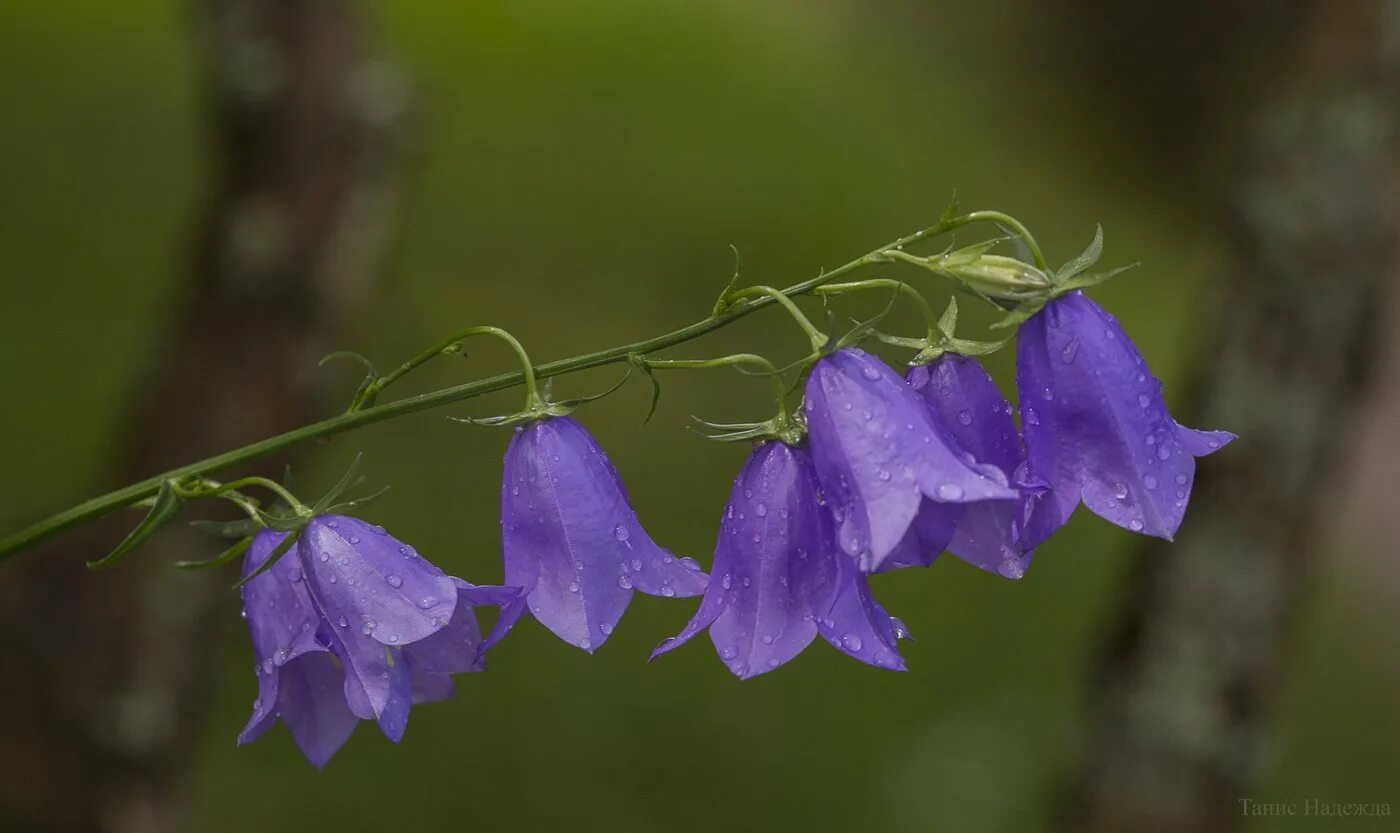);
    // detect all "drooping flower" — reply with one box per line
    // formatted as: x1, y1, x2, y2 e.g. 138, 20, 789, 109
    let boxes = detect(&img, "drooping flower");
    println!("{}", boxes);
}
239, 520, 519, 766
903, 354, 1050, 578
652, 441, 910, 677
1016, 291, 1234, 539
501, 416, 707, 652
804, 347, 1019, 573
